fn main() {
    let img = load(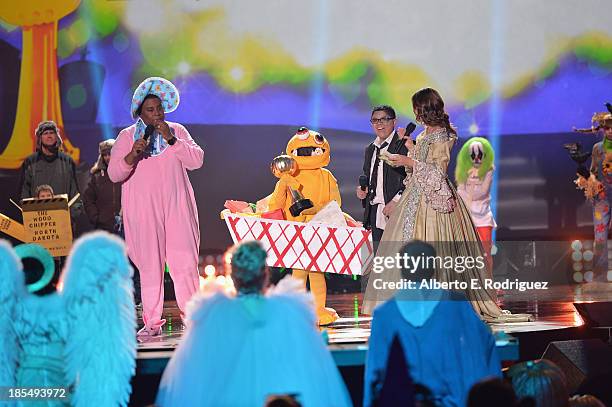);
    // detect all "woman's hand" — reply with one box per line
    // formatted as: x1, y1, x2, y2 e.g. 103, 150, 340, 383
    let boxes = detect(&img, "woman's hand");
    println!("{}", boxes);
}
386, 153, 414, 168
397, 127, 415, 153
404, 137, 415, 154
